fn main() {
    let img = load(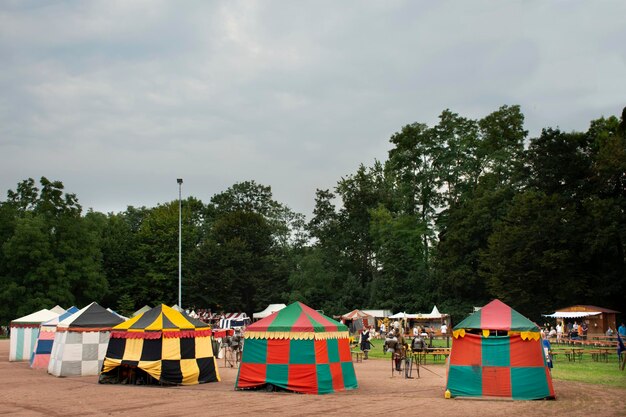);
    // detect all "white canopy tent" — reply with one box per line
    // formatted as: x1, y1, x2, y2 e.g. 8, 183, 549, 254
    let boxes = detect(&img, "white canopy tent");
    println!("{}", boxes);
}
542, 311, 602, 318
253, 304, 287, 320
